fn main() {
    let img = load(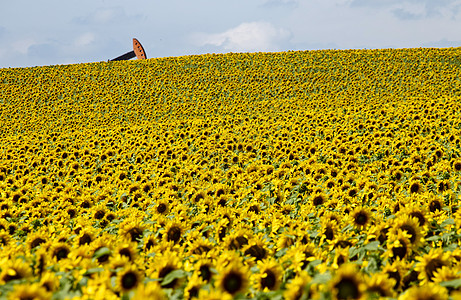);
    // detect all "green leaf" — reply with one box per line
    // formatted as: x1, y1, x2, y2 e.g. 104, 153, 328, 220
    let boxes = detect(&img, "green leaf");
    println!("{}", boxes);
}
93, 247, 111, 258
161, 269, 186, 286
363, 241, 380, 251
441, 218, 455, 227
440, 278, 461, 289
83, 267, 104, 276
311, 272, 332, 285
426, 235, 441, 242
